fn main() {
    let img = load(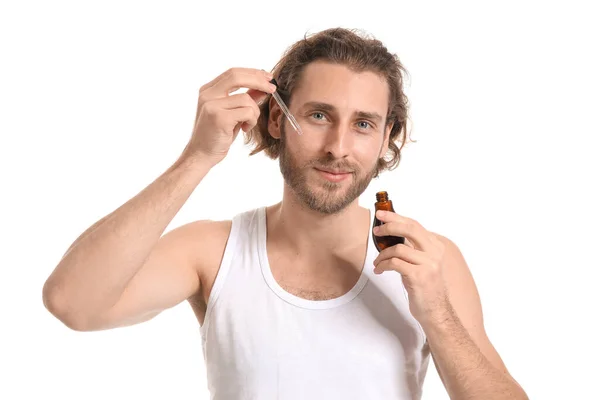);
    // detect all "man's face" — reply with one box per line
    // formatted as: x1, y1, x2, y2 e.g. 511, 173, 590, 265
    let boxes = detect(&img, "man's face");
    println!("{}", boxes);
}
271, 61, 391, 215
